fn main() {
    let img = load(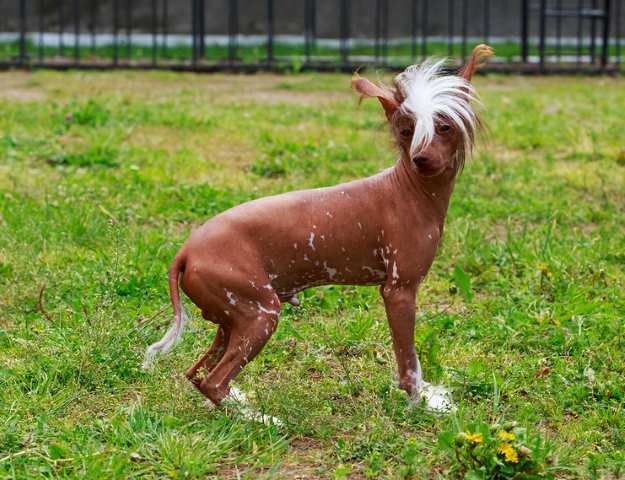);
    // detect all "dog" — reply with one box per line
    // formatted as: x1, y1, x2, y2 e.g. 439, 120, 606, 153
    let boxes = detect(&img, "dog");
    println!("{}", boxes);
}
143, 45, 493, 410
